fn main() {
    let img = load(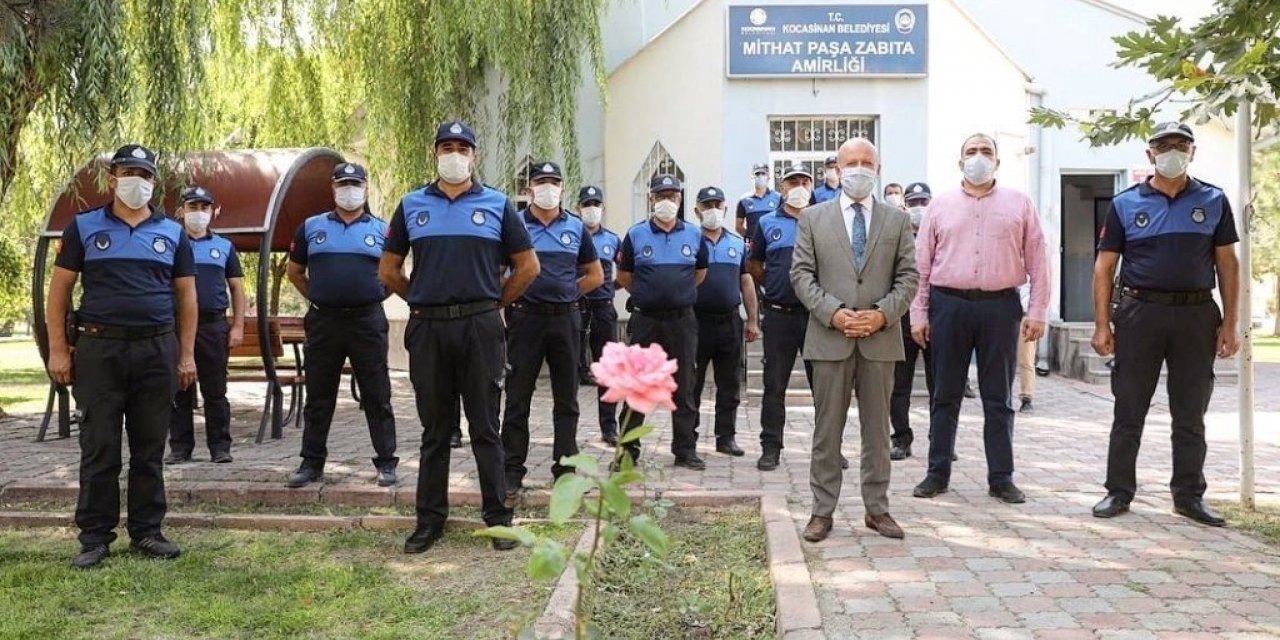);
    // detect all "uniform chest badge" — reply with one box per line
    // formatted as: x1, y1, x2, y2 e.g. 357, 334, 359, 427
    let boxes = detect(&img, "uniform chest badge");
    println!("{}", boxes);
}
364, 234, 377, 247
1135, 212, 1150, 229
681, 244, 693, 257
770, 228, 783, 241
152, 237, 168, 254
1191, 207, 1206, 224
315, 231, 328, 245
93, 233, 111, 251
472, 211, 487, 225
728, 247, 738, 258
416, 211, 430, 227
641, 246, 653, 258
602, 245, 613, 257
560, 231, 574, 246
210, 248, 221, 260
